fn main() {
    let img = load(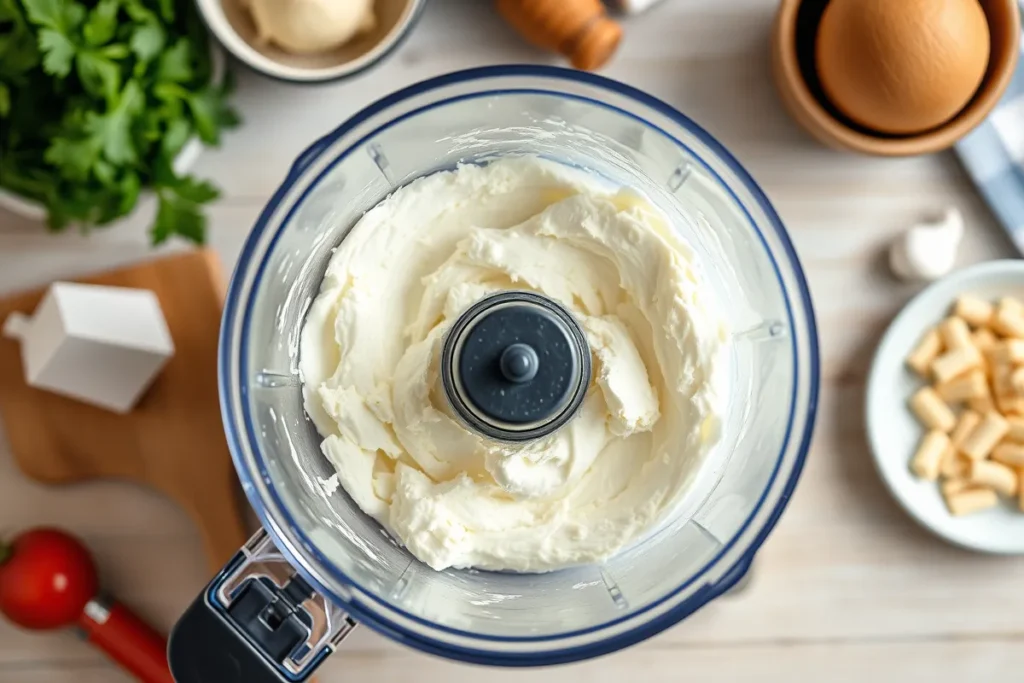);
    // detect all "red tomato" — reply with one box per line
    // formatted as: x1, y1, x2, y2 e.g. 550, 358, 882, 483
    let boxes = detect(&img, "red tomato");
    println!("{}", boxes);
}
0, 528, 99, 630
